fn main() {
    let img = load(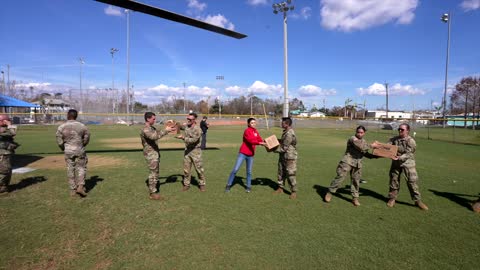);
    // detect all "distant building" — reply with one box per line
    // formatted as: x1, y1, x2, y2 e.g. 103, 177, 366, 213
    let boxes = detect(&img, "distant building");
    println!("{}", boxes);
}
309, 111, 326, 118
365, 110, 412, 120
